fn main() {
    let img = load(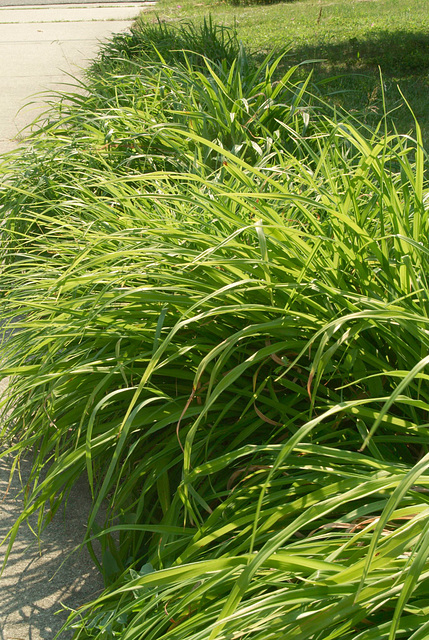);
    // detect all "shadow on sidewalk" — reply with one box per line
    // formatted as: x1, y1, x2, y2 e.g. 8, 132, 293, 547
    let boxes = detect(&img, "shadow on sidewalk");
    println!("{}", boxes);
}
0, 454, 104, 640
